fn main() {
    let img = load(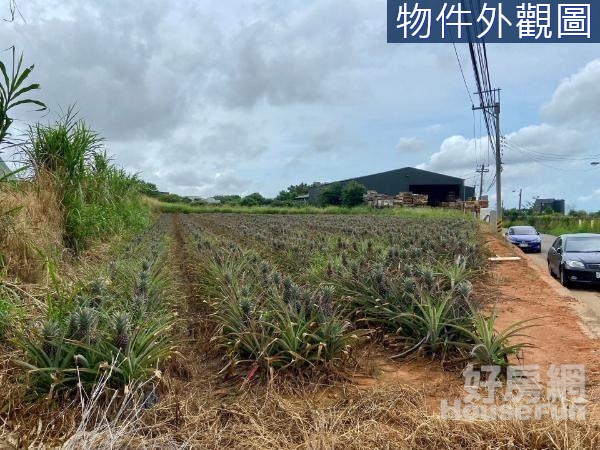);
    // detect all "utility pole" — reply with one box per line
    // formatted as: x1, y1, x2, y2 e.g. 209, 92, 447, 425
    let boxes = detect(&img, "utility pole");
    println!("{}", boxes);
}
473, 88, 502, 232
475, 164, 489, 199
513, 188, 522, 211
